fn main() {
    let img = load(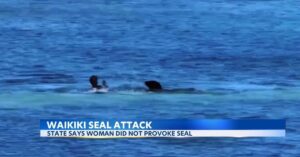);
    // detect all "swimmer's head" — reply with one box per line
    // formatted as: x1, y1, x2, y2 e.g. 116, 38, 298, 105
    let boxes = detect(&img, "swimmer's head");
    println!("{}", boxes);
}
89, 75, 99, 88
144, 80, 162, 92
